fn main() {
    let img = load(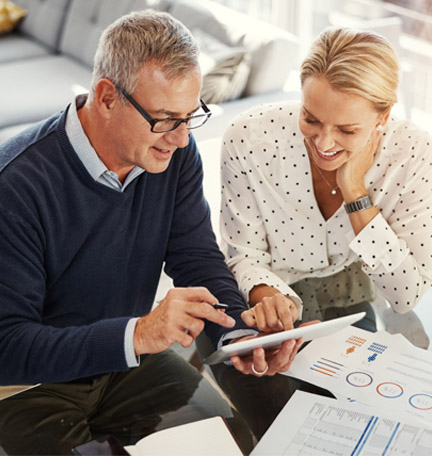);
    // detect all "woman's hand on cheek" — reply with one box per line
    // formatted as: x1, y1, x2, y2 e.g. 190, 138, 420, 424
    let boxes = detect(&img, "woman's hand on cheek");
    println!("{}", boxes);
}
337, 126, 382, 198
